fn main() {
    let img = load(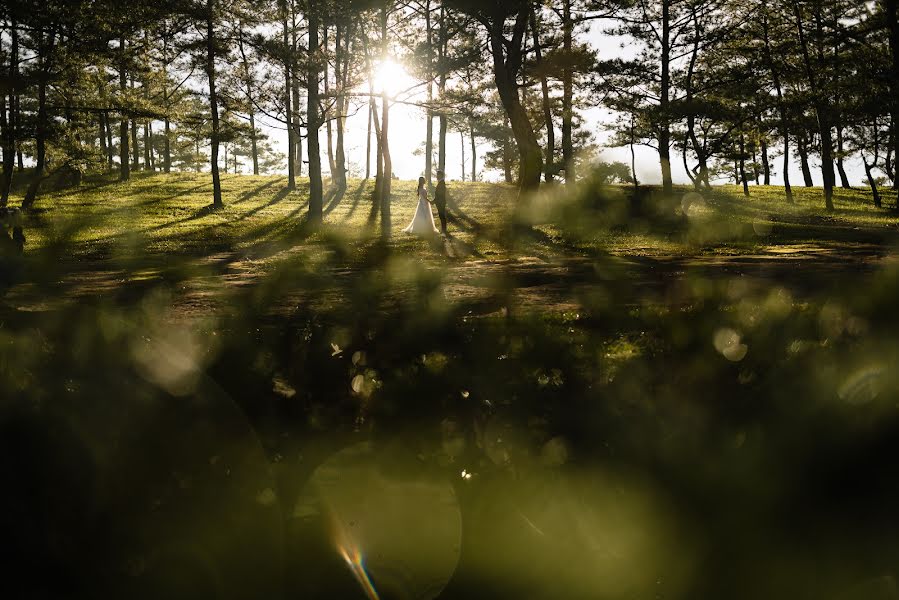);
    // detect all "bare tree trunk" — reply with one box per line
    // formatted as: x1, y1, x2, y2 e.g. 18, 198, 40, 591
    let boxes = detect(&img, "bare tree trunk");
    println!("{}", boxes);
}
863, 154, 881, 207
438, 6, 448, 177
144, 122, 152, 171
425, 0, 434, 185
888, 0, 899, 189
739, 134, 749, 197
119, 37, 130, 181
531, 7, 554, 182
836, 125, 851, 188
307, 1, 323, 222
488, 9, 542, 194
1, 18, 17, 206
291, 6, 302, 179
794, 1, 834, 210
282, 2, 295, 189
23, 32, 52, 209
798, 132, 814, 187
761, 138, 770, 185
365, 96, 373, 179
379, 4, 392, 236
324, 25, 336, 178
334, 22, 347, 189
250, 113, 259, 175
562, 0, 574, 183
471, 122, 477, 181
762, 8, 792, 202
206, 0, 223, 208
658, 0, 673, 195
